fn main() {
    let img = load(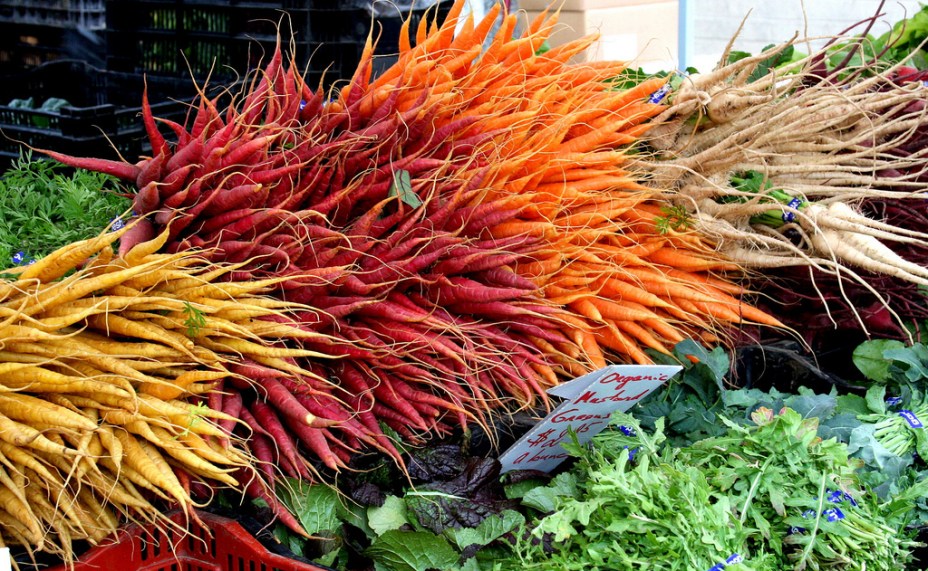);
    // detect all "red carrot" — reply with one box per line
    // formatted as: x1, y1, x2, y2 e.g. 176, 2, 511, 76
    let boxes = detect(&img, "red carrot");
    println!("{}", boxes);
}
239, 405, 271, 437
236, 467, 310, 537
133, 181, 162, 215
281, 415, 342, 471
218, 390, 243, 437
247, 433, 279, 483
208, 208, 290, 242
390, 376, 468, 417
220, 134, 279, 169
38, 148, 140, 182
141, 80, 169, 157
369, 379, 431, 430
429, 249, 527, 279
117, 218, 156, 258
250, 401, 314, 480
343, 394, 405, 463
432, 276, 528, 304
136, 150, 168, 190
369, 403, 422, 441
203, 183, 266, 216
258, 376, 338, 429
158, 163, 196, 202
157, 116, 192, 148
246, 160, 307, 185
165, 136, 205, 173
291, 391, 380, 448
476, 266, 538, 290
